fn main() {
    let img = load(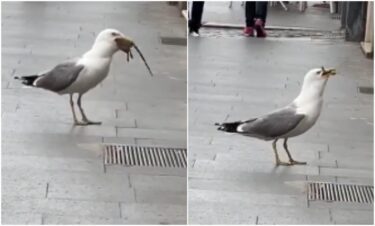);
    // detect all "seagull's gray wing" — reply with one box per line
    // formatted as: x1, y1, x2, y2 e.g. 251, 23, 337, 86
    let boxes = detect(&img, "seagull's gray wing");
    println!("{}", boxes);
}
35, 61, 85, 92
238, 105, 305, 140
